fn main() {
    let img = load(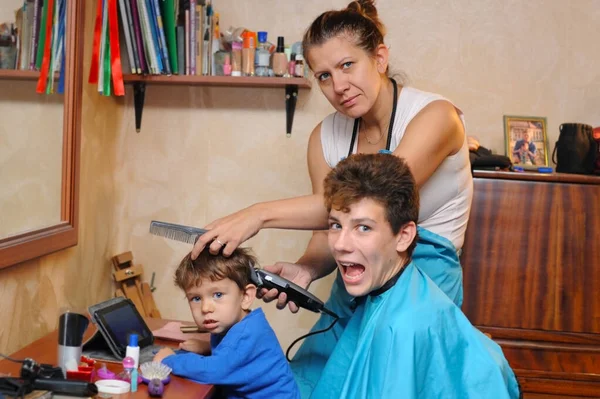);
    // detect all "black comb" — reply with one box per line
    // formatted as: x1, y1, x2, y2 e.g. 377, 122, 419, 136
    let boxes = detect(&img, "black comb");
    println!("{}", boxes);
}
149, 221, 208, 244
